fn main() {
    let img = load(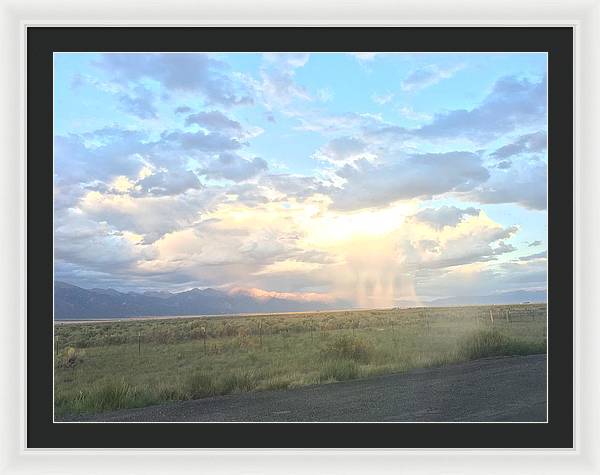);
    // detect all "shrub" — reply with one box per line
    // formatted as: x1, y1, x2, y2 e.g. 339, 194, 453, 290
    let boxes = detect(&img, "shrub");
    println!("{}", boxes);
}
321, 335, 372, 362
459, 330, 546, 360
59, 347, 84, 368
